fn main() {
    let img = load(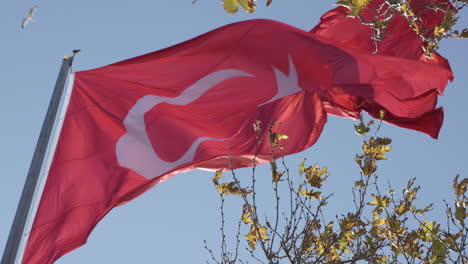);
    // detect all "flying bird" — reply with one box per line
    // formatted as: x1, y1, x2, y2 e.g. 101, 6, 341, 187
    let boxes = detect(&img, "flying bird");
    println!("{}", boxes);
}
21, 6, 38, 29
